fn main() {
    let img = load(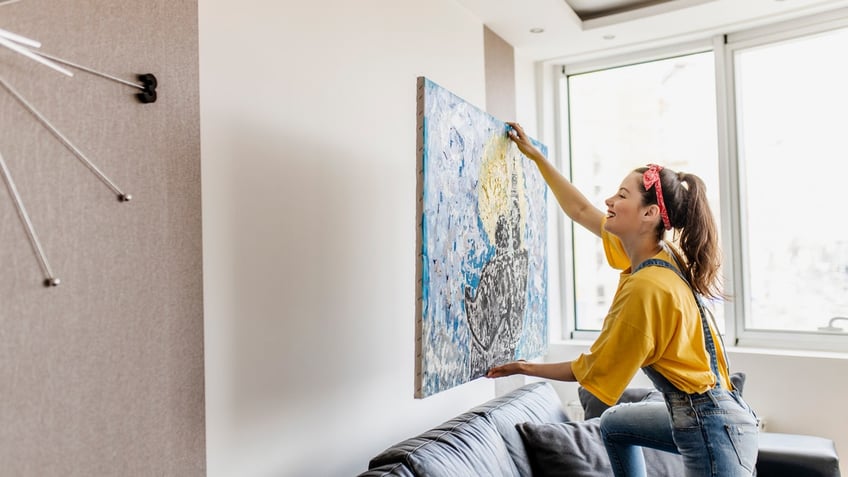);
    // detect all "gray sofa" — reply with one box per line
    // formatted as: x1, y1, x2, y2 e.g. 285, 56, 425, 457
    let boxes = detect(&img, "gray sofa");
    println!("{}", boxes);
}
358, 381, 840, 477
